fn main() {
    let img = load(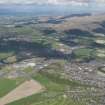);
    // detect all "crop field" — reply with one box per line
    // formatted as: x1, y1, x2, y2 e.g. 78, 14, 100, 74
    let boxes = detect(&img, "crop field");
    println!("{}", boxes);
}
7, 72, 87, 105
0, 79, 44, 105
0, 78, 25, 97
